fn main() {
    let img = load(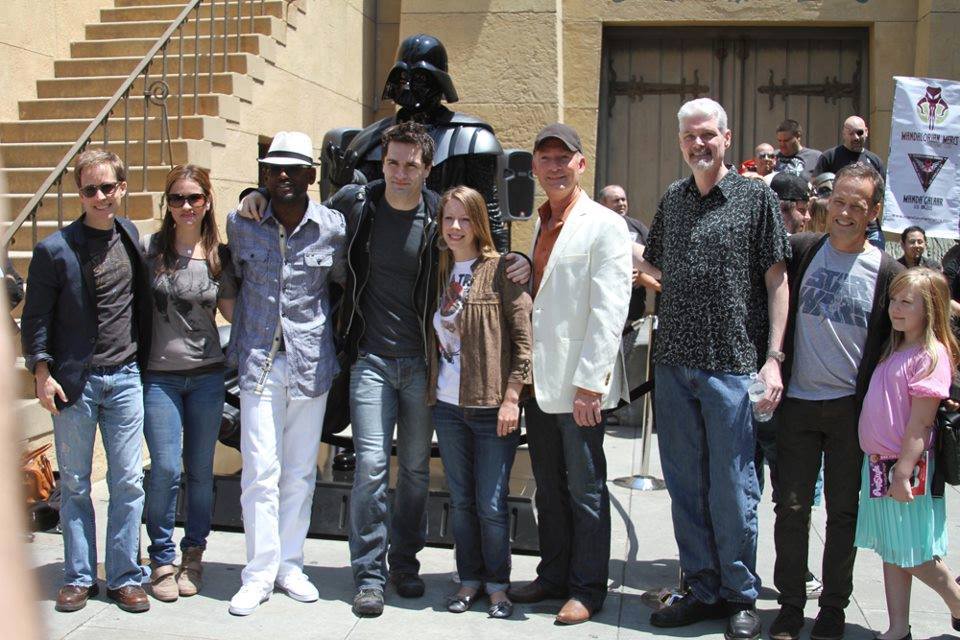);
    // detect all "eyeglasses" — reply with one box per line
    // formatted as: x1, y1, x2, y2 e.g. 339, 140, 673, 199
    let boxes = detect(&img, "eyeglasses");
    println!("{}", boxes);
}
850, 129, 865, 136
266, 164, 311, 177
167, 193, 207, 207
79, 182, 119, 198
757, 152, 775, 159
